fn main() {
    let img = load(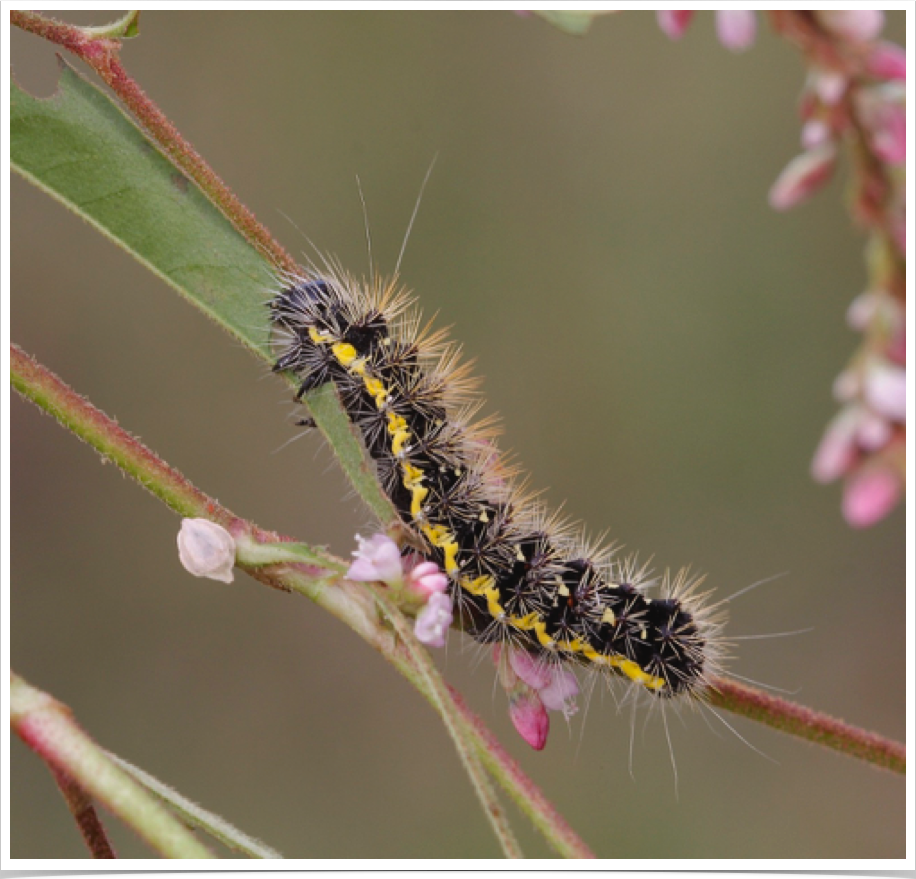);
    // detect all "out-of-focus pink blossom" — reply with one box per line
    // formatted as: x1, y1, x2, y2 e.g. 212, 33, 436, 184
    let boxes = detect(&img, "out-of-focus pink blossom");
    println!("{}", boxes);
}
846, 291, 880, 331
405, 560, 449, 599
866, 41, 906, 82
414, 592, 454, 648
801, 119, 833, 150
814, 69, 848, 105
538, 668, 580, 718
716, 10, 756, 51
863, 361, 907, 423
347, 533, 403, 584
856, 411, 892, 451
842, 463, 901, 528
871, 104, 906, 166
769, 144, 837, 211
656, 10, 694, 40
811, 406, 861, 483
509, 691, 550, 750
832, 370, 860, 403
816, 10, 885, 43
